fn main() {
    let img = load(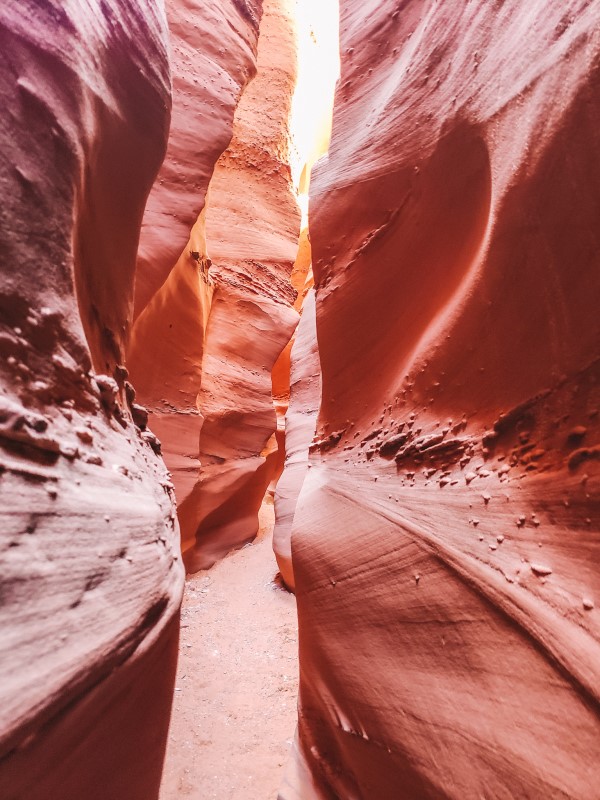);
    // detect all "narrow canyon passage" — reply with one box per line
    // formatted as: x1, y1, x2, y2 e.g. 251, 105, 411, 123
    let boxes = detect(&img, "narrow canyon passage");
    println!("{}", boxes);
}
2, 2, 600, 799
159, 499, 298, 800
